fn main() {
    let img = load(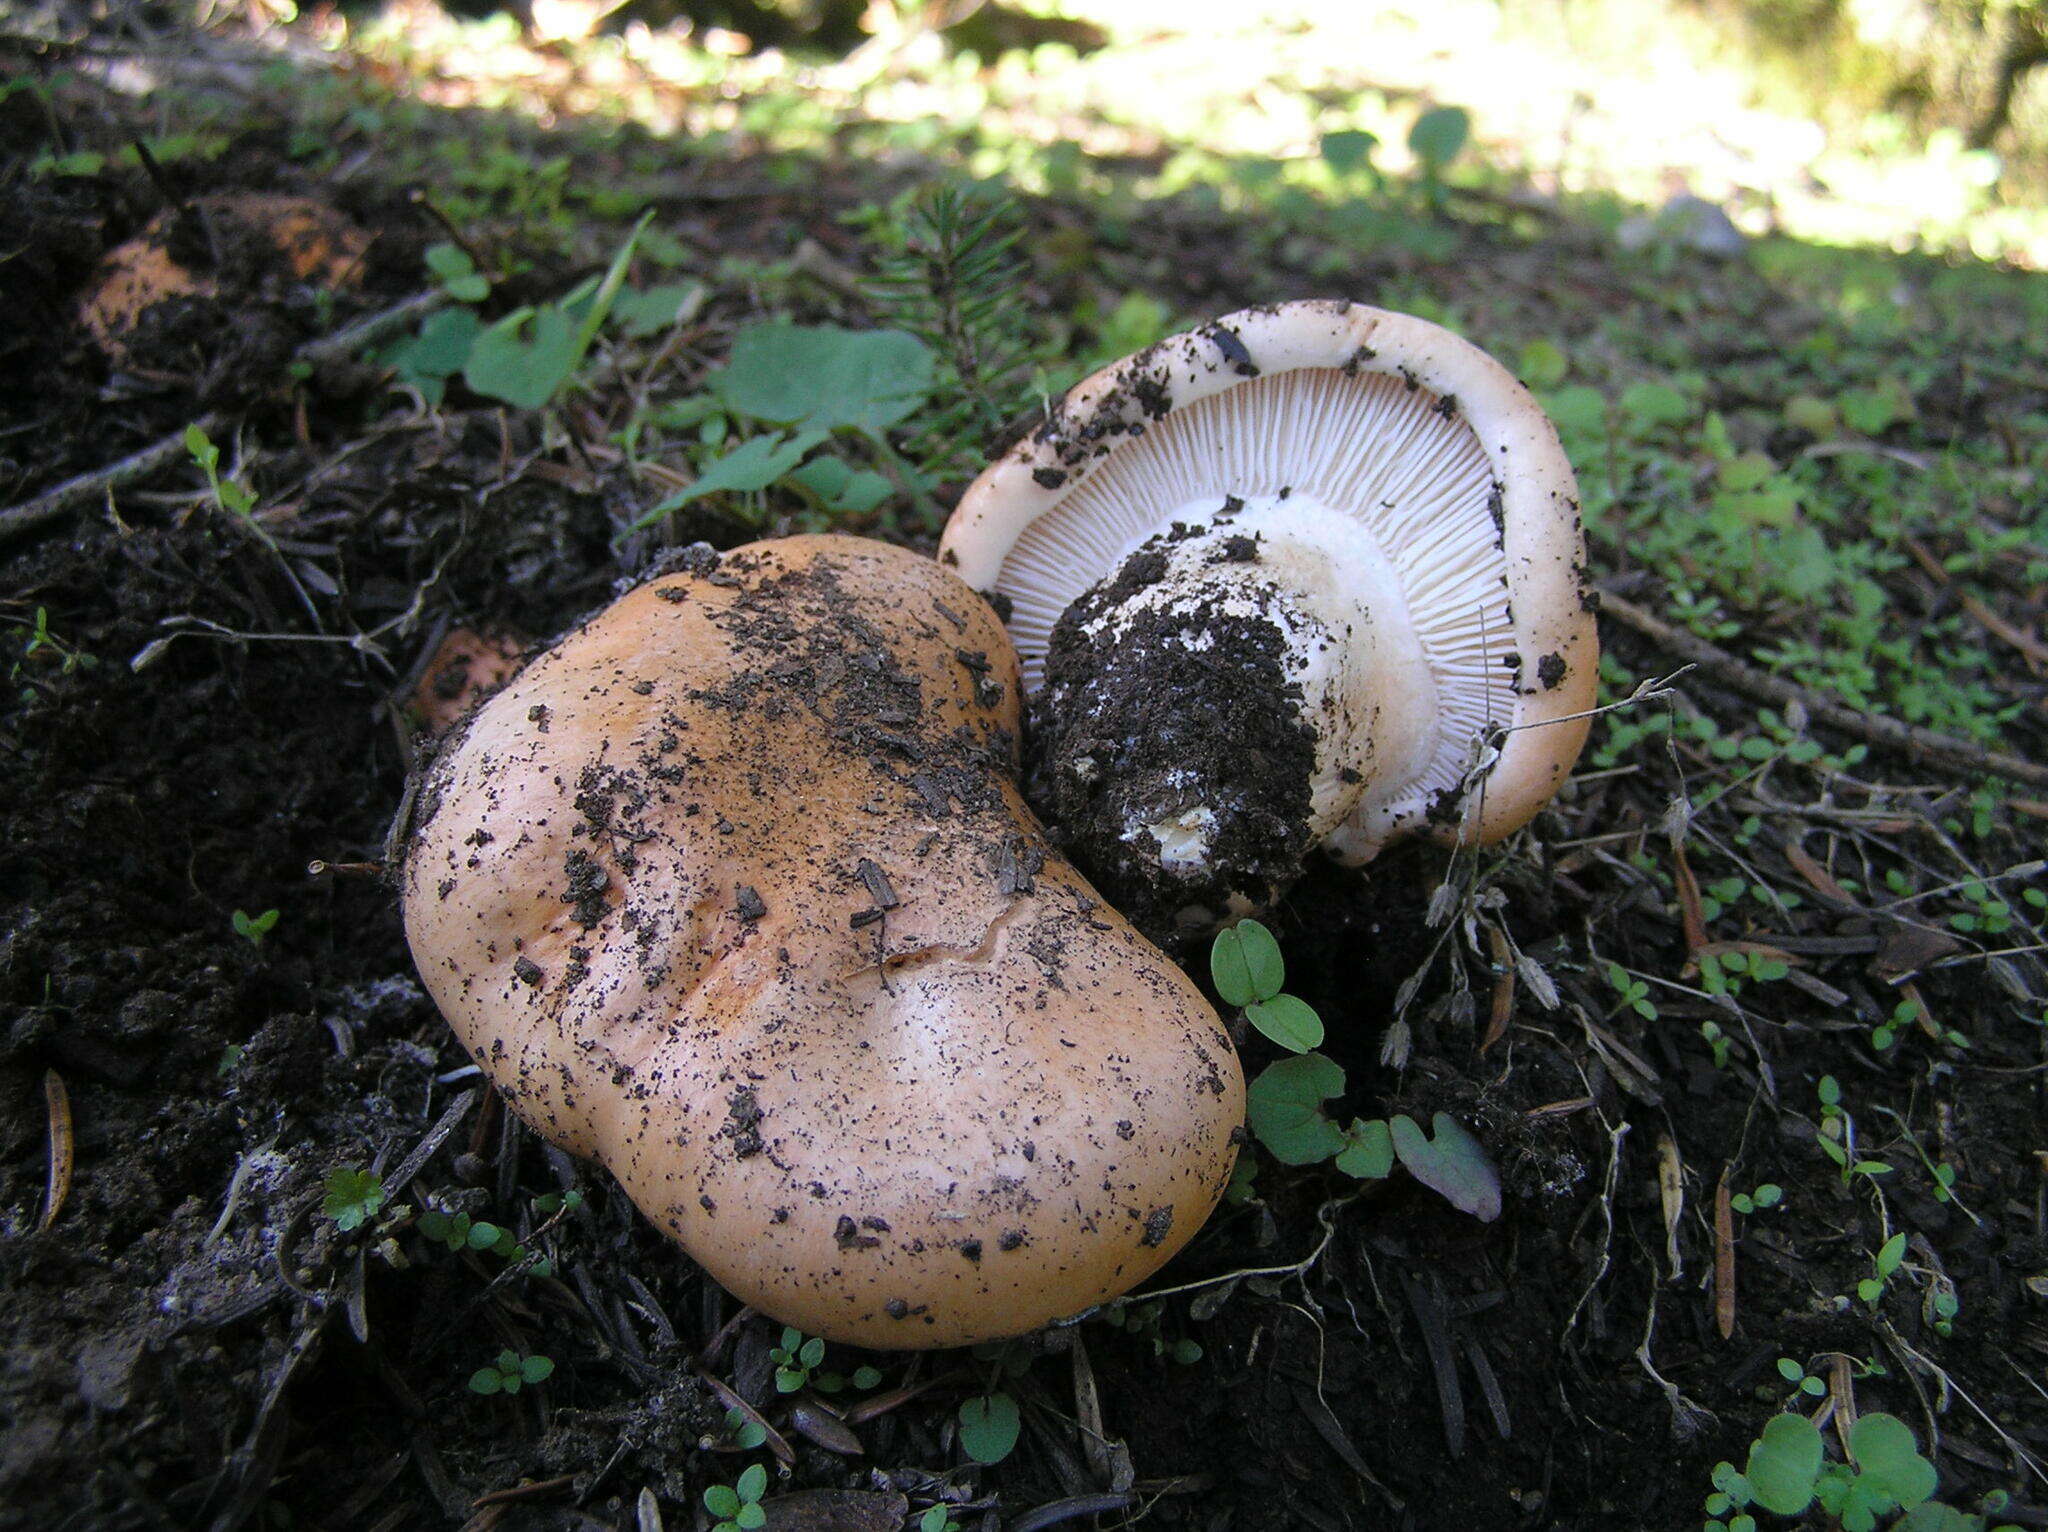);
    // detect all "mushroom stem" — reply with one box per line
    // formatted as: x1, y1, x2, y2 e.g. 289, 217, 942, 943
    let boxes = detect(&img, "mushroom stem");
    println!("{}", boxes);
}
1029, 493, 1439, 938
